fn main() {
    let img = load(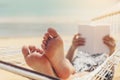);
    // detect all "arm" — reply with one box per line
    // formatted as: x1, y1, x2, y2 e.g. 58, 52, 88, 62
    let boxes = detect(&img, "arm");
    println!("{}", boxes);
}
66, 33, 85, 62
66, 45, 76, 62
103, 35, 116, 56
